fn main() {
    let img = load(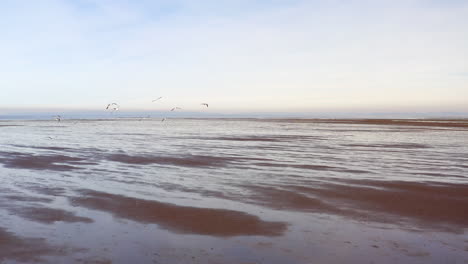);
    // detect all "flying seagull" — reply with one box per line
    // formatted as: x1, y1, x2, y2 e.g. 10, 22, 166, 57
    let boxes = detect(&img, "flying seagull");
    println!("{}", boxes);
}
201, 103, 209, 107
170, 107, 182, 111
152, 97, 163, 102
53, 115, 62, 122
106, 103, 119, 111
